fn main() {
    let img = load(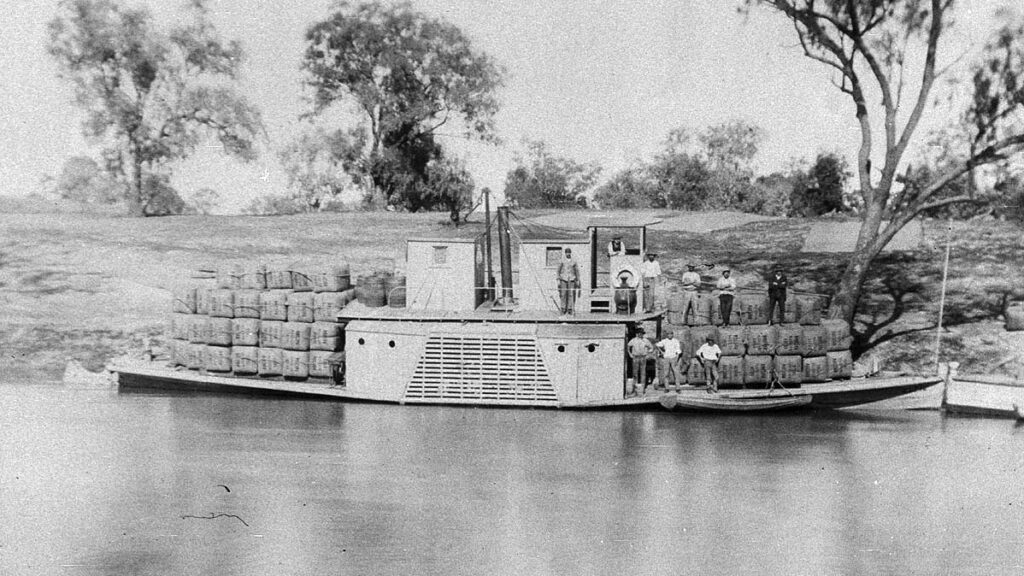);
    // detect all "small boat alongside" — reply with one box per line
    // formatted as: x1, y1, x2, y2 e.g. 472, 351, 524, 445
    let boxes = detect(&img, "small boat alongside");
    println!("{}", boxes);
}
943, 373, 1024, 419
